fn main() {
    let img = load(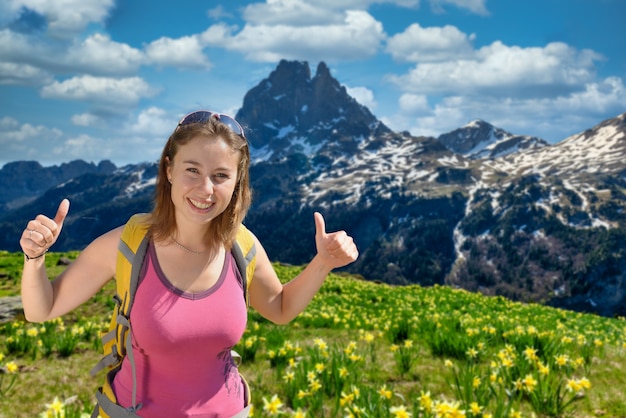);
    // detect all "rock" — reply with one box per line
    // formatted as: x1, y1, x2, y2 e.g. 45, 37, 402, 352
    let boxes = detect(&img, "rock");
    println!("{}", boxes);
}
0, 296, 23, 323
